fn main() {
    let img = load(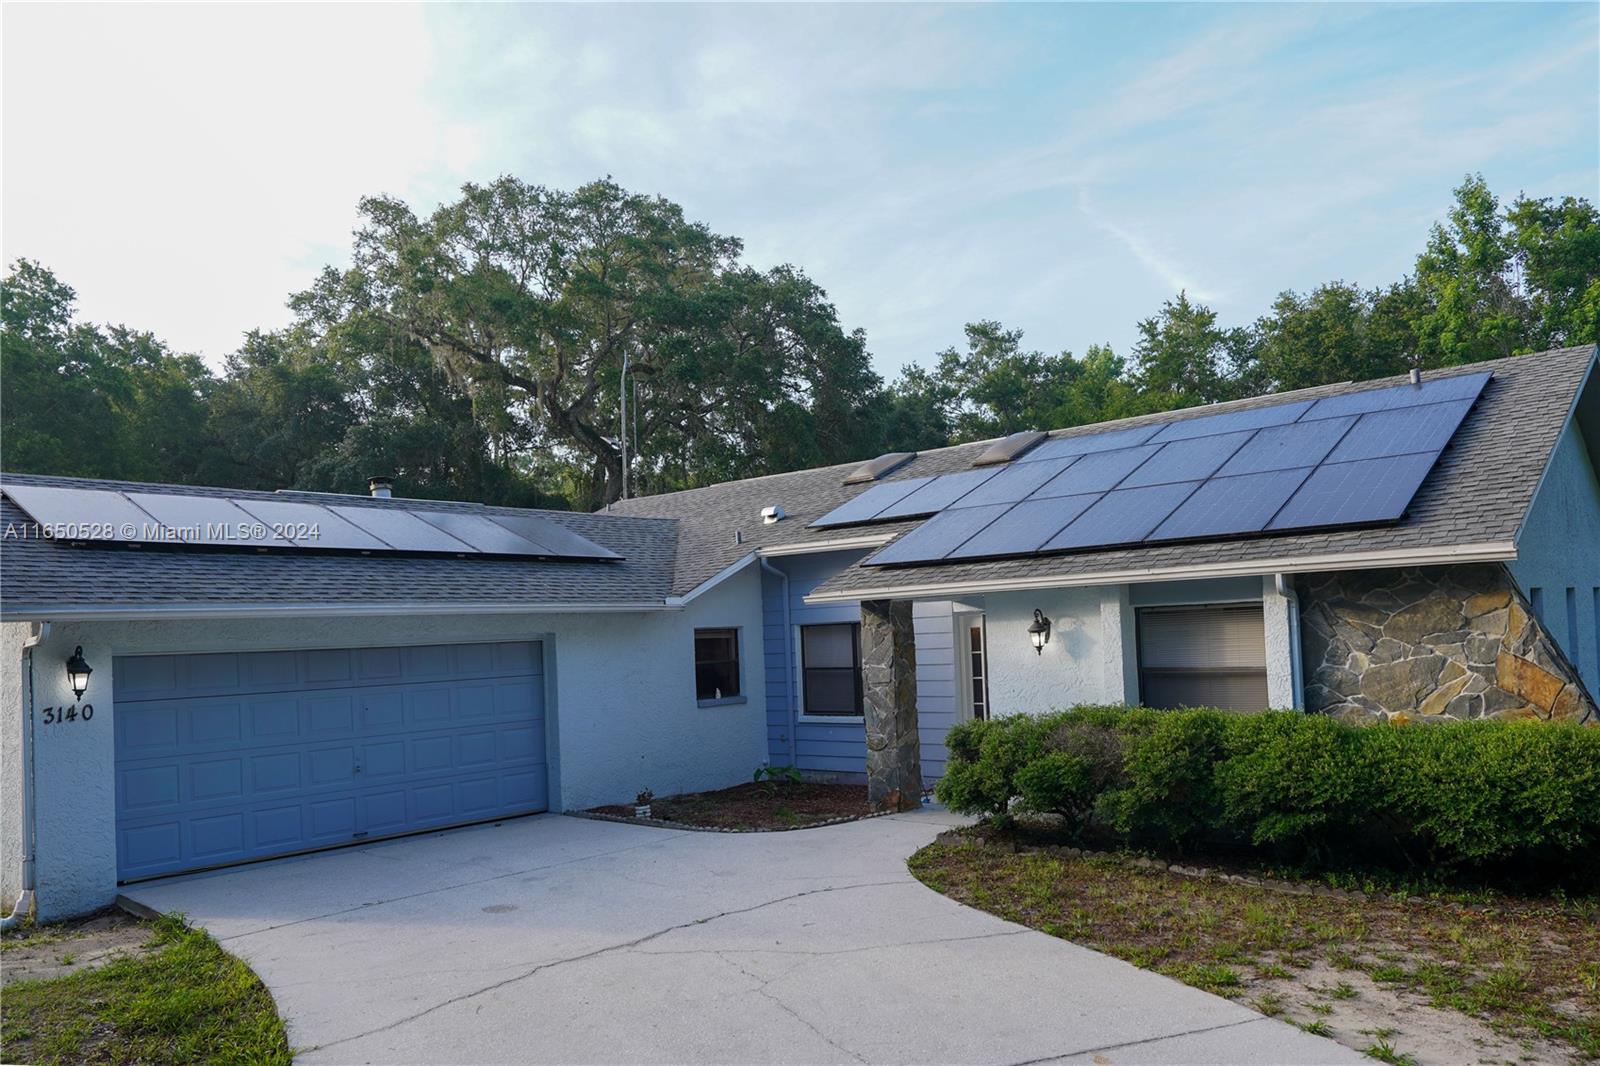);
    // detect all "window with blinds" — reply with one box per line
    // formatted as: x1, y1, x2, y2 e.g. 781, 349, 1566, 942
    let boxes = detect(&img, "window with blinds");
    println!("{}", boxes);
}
1136, 603, 1269, 712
